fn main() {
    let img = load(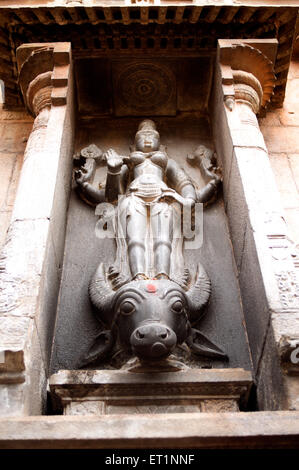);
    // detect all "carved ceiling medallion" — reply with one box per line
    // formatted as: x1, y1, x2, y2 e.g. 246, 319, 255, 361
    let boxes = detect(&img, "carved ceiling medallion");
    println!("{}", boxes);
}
113, 62, 176, 116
